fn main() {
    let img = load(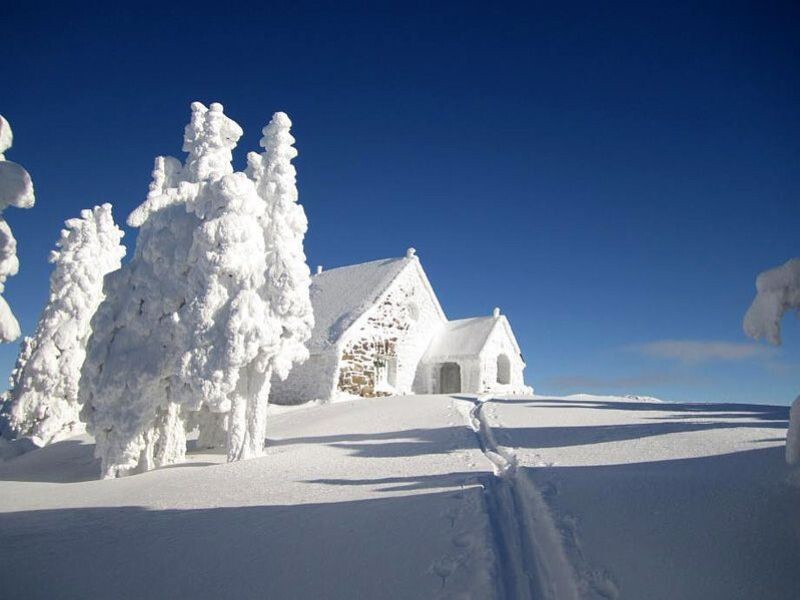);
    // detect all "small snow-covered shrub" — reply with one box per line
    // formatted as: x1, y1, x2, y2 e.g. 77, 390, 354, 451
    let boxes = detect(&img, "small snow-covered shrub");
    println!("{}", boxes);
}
0, 115, 35, 342
1, 204, 125, 445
